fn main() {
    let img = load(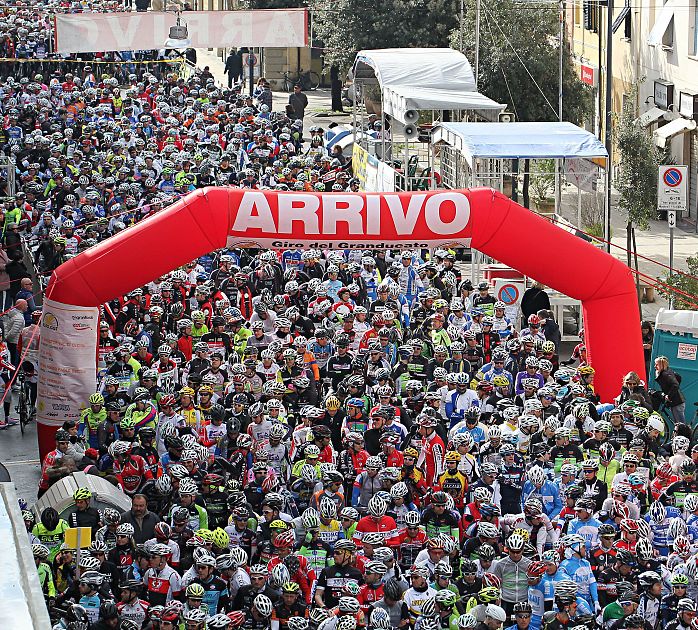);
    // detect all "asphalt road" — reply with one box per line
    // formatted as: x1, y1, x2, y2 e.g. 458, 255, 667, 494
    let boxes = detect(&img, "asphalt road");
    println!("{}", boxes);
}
0, 402, 42, 505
